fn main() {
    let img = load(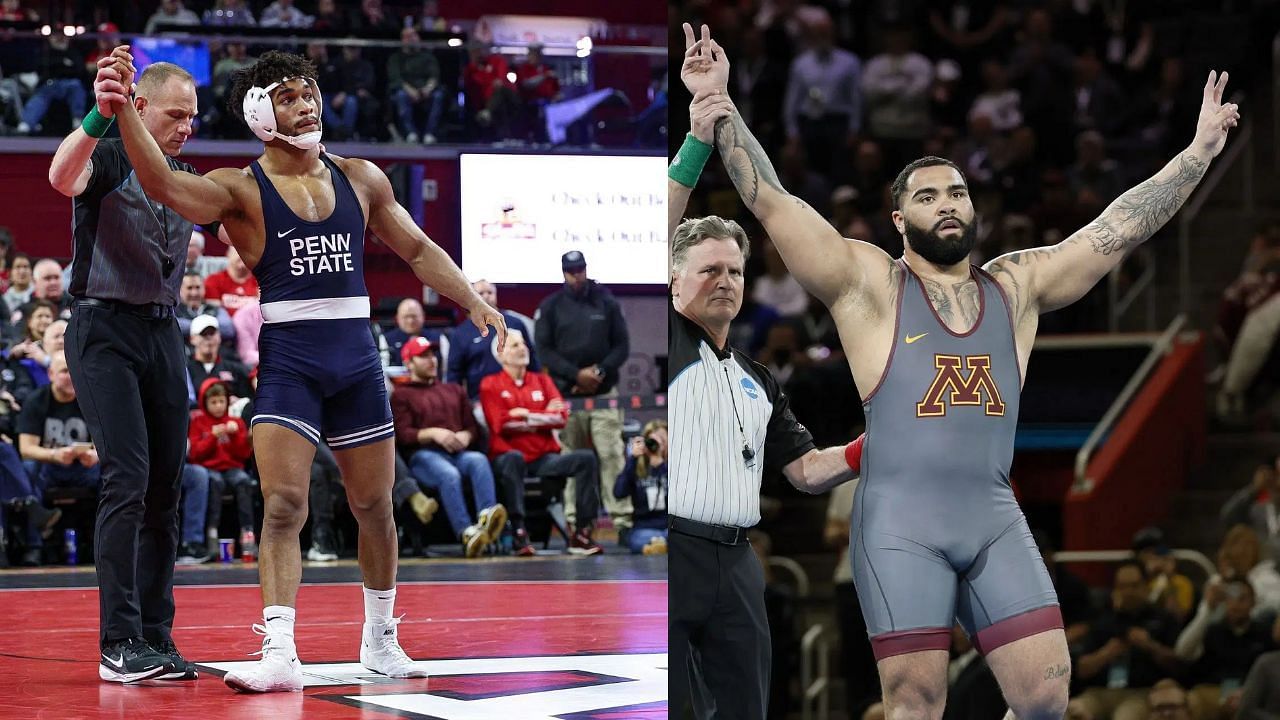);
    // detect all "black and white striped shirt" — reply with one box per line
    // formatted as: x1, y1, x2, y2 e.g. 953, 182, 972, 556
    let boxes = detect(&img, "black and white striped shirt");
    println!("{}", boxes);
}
71, 139, 196, 306
669, 298, 813, 527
